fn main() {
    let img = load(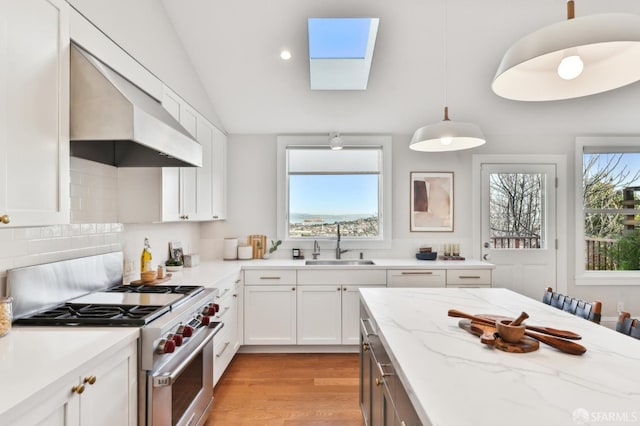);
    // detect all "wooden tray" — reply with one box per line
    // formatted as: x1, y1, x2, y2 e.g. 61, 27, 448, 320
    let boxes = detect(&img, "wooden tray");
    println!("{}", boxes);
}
459, 319, 539, 353
129, 273, 173, 286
